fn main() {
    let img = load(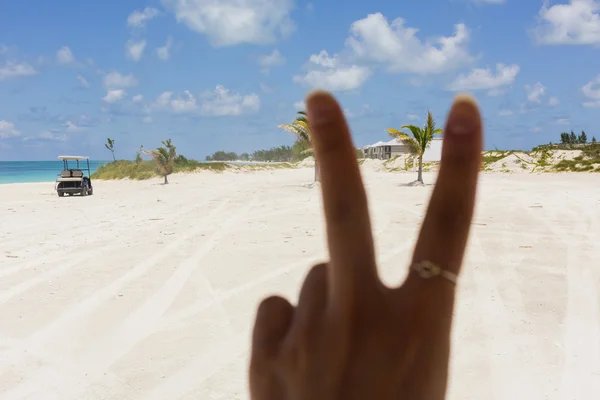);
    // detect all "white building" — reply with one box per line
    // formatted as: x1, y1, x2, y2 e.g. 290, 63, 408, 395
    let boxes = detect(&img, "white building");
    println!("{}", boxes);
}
362, 137, 443, 162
